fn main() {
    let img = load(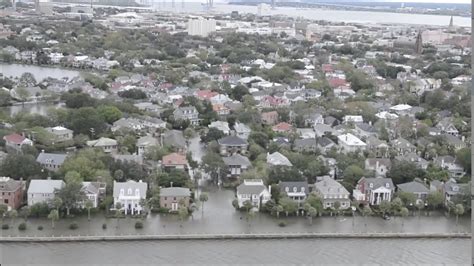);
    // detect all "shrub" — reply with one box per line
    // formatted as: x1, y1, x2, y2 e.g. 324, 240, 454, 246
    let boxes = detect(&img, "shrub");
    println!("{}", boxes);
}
102, 223, 107, 230
2, 224, 9, 230
37, 225, 43, 231
278, 221, 287, 227
135, 221, 143, 229
18, 223, 26, 231
69, 222, 78, 230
